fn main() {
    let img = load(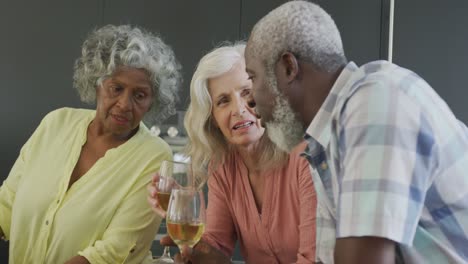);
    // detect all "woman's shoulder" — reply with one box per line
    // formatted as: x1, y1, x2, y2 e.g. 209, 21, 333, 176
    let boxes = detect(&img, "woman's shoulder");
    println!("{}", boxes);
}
42, 107, 93, 125
132, 124, 172, 158
208, 151, 241, 183
35, 107, 93, 135
45, 107, 92, 118
287, 141, 309, 165
120, 128, 172, 182
279, 141, 311, 183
